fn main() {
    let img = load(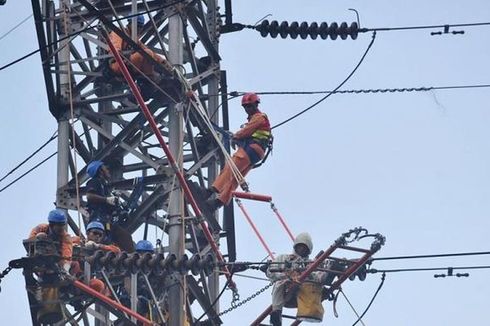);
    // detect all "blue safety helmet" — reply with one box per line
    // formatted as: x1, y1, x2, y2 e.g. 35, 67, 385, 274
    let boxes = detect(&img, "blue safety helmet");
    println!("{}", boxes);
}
87, 221, 105, 232
135, 240, 154, 253
48, 209, 67, 224
87, 160, 104, 178
128, 15, 145, 26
